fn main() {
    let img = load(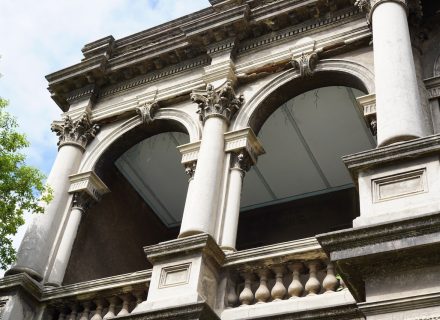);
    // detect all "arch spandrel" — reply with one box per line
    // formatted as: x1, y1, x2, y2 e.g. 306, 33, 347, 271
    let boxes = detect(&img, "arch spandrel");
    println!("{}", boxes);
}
79, 107, 202, 174
232, 59, 375, 134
